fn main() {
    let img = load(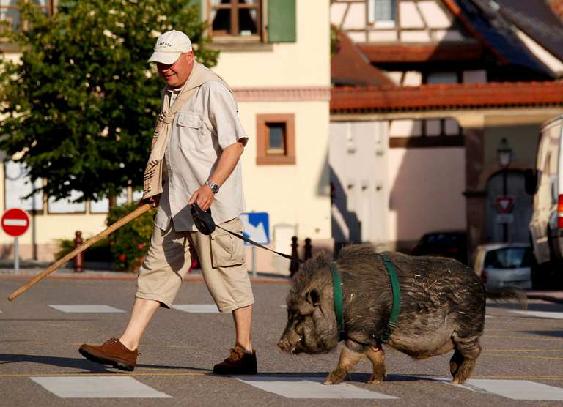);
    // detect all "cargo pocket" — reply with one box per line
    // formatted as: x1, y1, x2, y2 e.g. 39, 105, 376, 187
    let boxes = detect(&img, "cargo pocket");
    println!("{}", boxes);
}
210, 221, 245, 268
